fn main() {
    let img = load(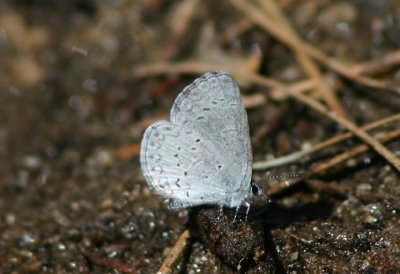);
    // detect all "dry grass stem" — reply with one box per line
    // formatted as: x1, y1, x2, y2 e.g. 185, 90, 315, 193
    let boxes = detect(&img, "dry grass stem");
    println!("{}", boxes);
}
229, 0, 398, 93
133, 63, 400, 171
133, 61, 283, 89
288, 90, 400, 172
164, 0, 200, 59
310, 128, 400, 174
267, 128, 400, 196
244, 73, 400, 172
253, 113, 400, 170
351, 50, 400, 76
257, 0, 347, 116
218, 18, 253, 45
